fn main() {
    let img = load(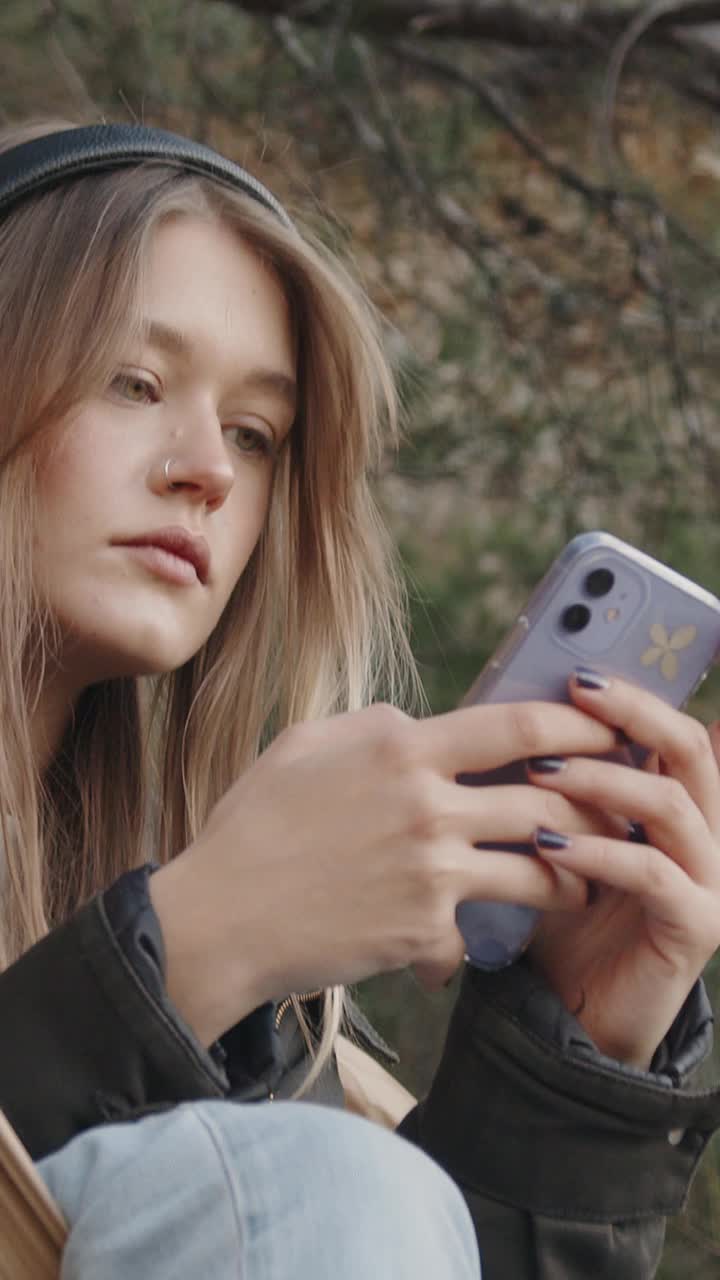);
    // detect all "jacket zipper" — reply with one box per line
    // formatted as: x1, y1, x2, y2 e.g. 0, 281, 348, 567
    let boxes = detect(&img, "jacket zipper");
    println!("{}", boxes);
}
274, 989, 325, 1031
